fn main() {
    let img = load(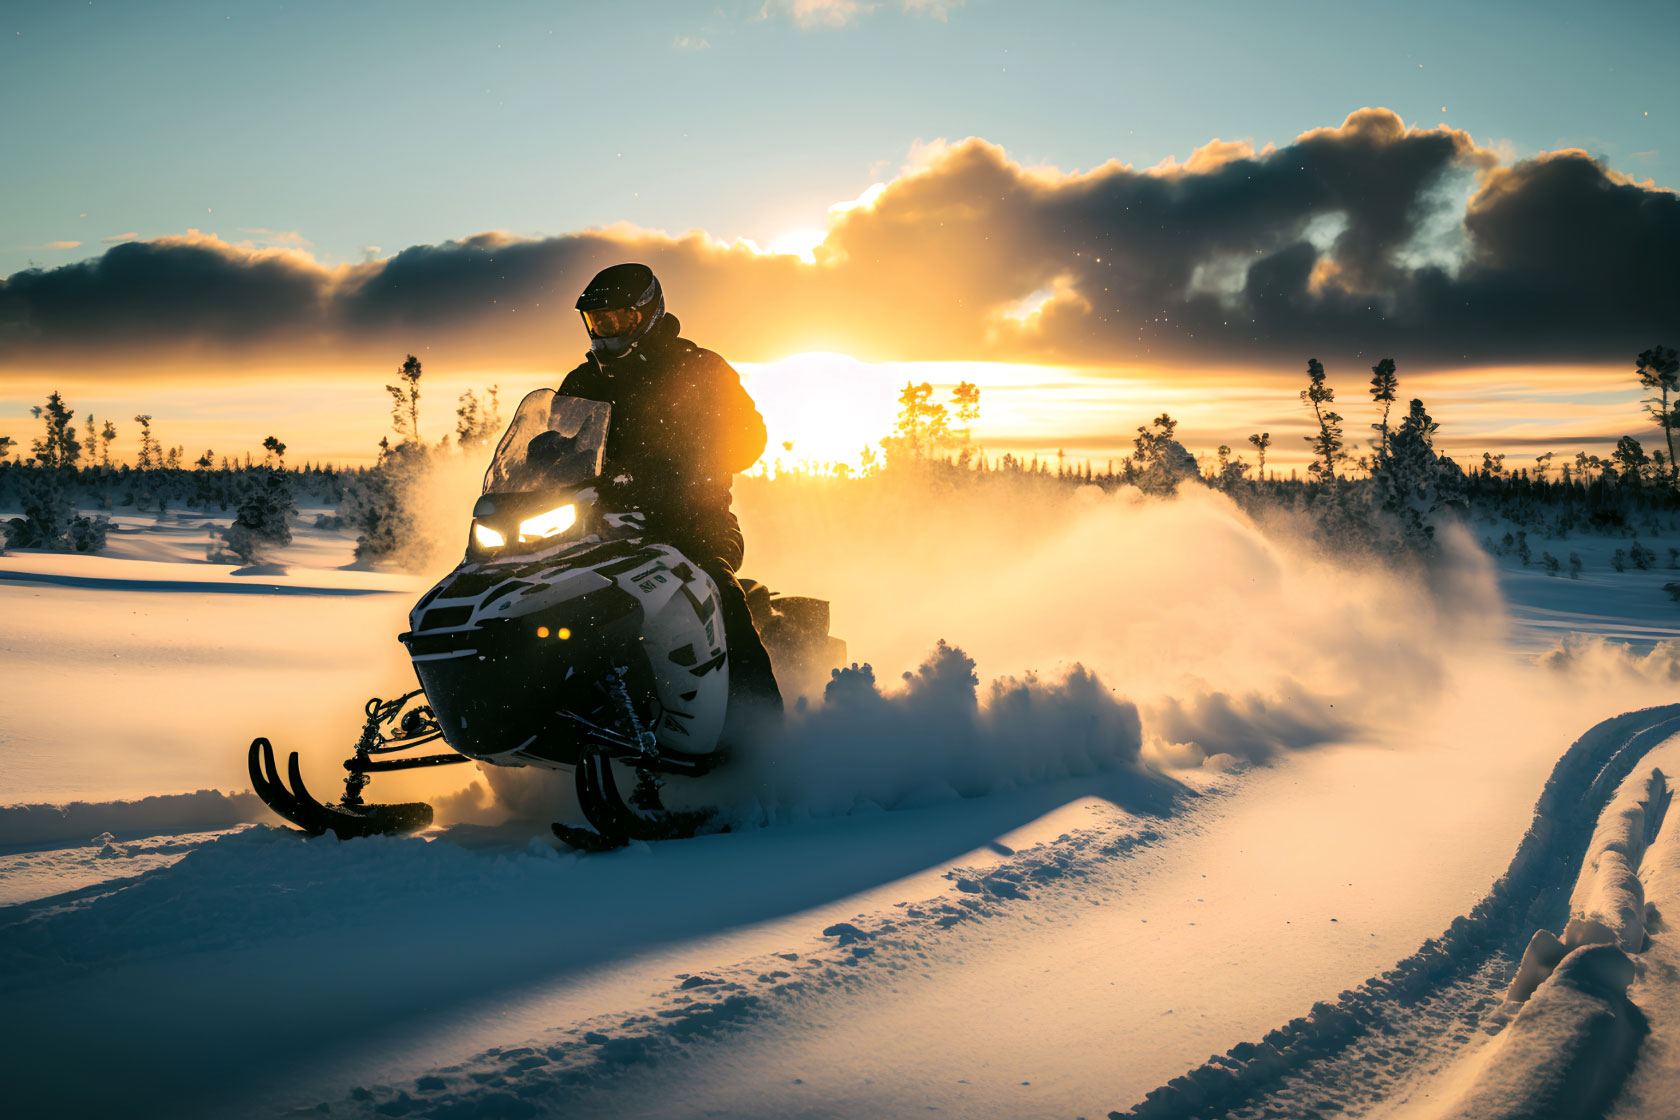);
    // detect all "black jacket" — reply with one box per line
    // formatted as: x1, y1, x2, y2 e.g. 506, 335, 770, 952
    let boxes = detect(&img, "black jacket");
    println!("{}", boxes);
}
559, 314, 766, 519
